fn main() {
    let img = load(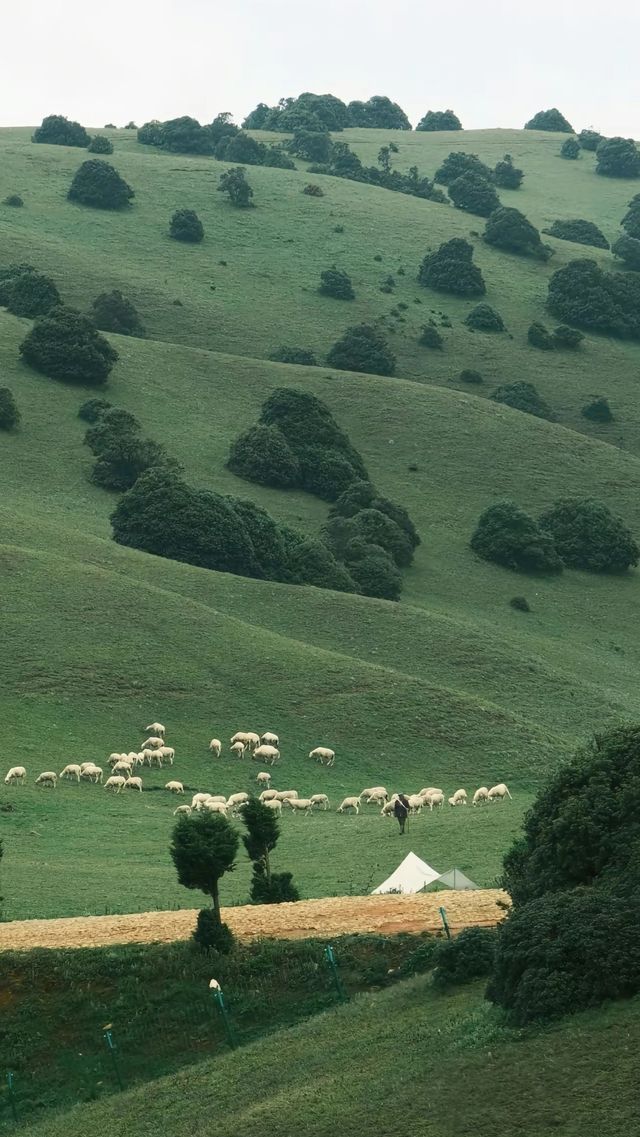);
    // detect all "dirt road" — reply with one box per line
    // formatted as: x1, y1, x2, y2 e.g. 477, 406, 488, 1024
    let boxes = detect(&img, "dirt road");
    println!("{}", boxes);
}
0, 890, 508, 951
